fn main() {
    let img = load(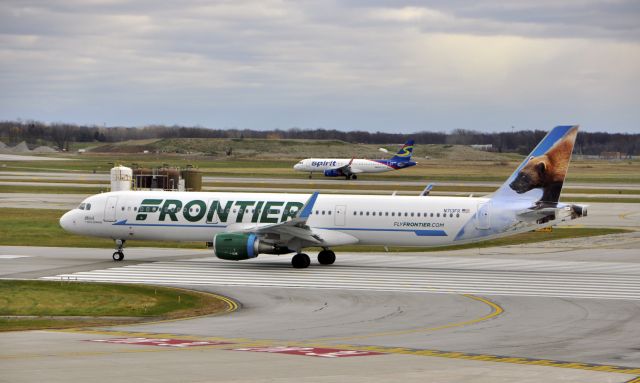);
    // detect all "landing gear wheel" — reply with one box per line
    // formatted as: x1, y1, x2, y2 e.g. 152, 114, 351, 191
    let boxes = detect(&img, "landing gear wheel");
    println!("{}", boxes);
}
317, 250, 336, 265
112, 251, 124, 261
309, 173, 313, 179
351, 175, 358, 180
292, 253, 311, 269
